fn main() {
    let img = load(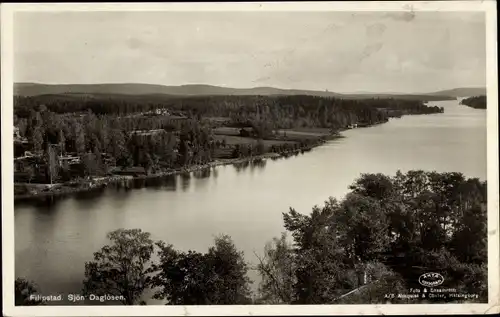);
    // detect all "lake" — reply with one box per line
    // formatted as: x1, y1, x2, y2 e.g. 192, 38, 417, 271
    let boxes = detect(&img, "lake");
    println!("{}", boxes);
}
14, 99, 487, 304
